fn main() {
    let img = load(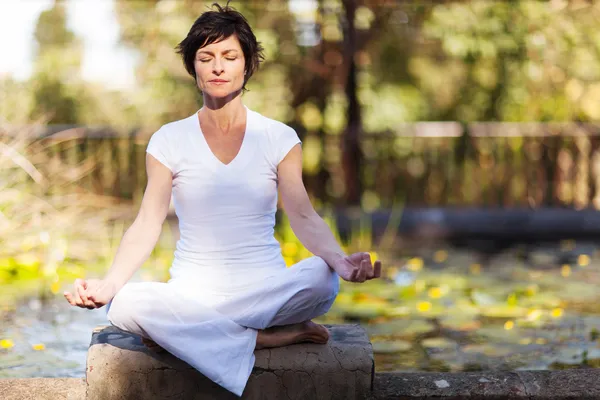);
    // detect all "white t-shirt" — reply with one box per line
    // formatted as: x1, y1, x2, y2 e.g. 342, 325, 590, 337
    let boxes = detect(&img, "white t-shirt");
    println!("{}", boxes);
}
146, 105, 301, 290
